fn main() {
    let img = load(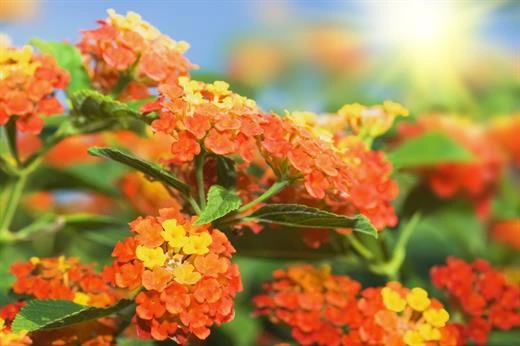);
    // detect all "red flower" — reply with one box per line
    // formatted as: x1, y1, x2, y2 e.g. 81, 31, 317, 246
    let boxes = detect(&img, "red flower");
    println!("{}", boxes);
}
431, 257, 520, 345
